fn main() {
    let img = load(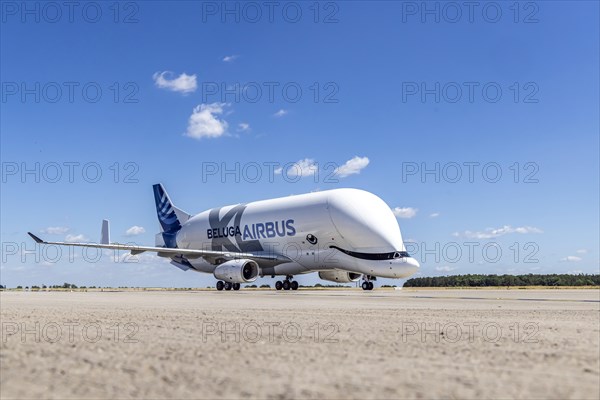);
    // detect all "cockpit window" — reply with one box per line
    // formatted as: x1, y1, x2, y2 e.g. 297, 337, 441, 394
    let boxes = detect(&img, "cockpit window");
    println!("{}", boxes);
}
331, 246, 410, 260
